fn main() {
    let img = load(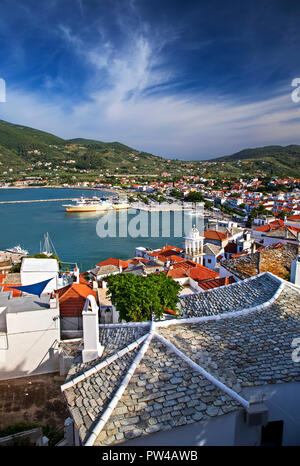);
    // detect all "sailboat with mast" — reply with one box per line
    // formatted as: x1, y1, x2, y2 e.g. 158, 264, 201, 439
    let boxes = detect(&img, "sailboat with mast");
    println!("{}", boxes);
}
40, 232, 58, 257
